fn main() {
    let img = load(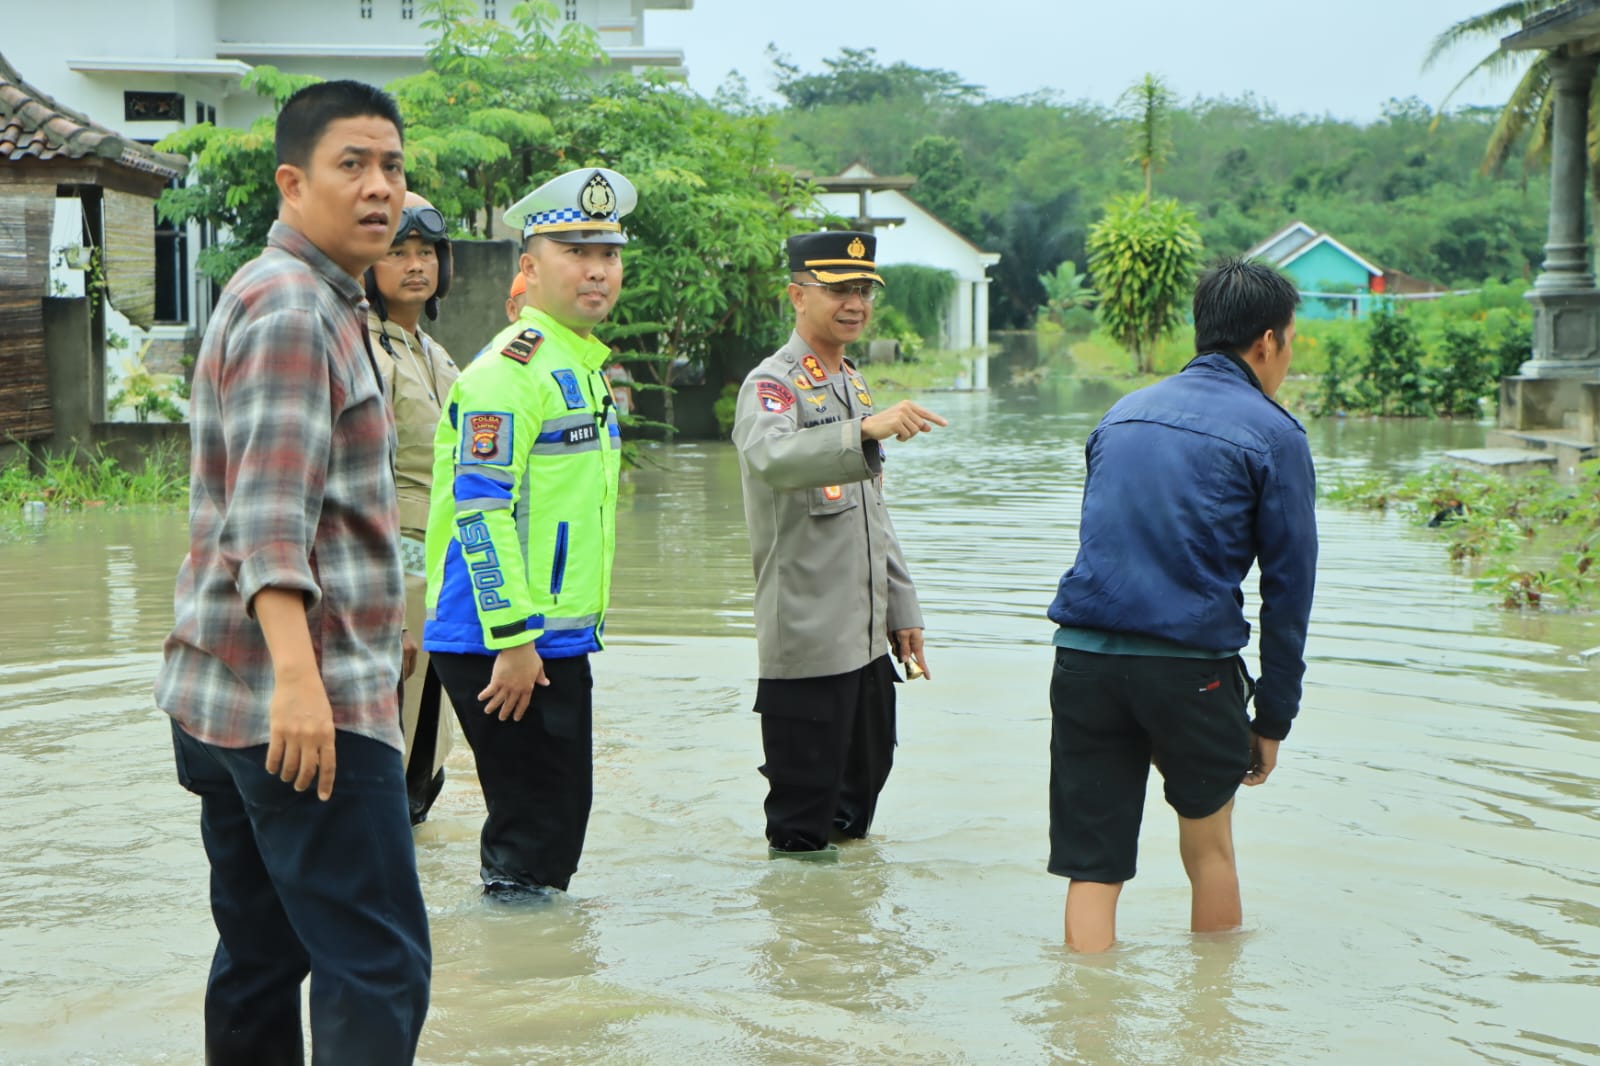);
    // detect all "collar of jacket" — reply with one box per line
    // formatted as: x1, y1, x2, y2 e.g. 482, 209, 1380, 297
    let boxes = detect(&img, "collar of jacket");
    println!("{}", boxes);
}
266, 220, 366, 307
1182, 350, 1265, 394
514, 305, 613, 371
